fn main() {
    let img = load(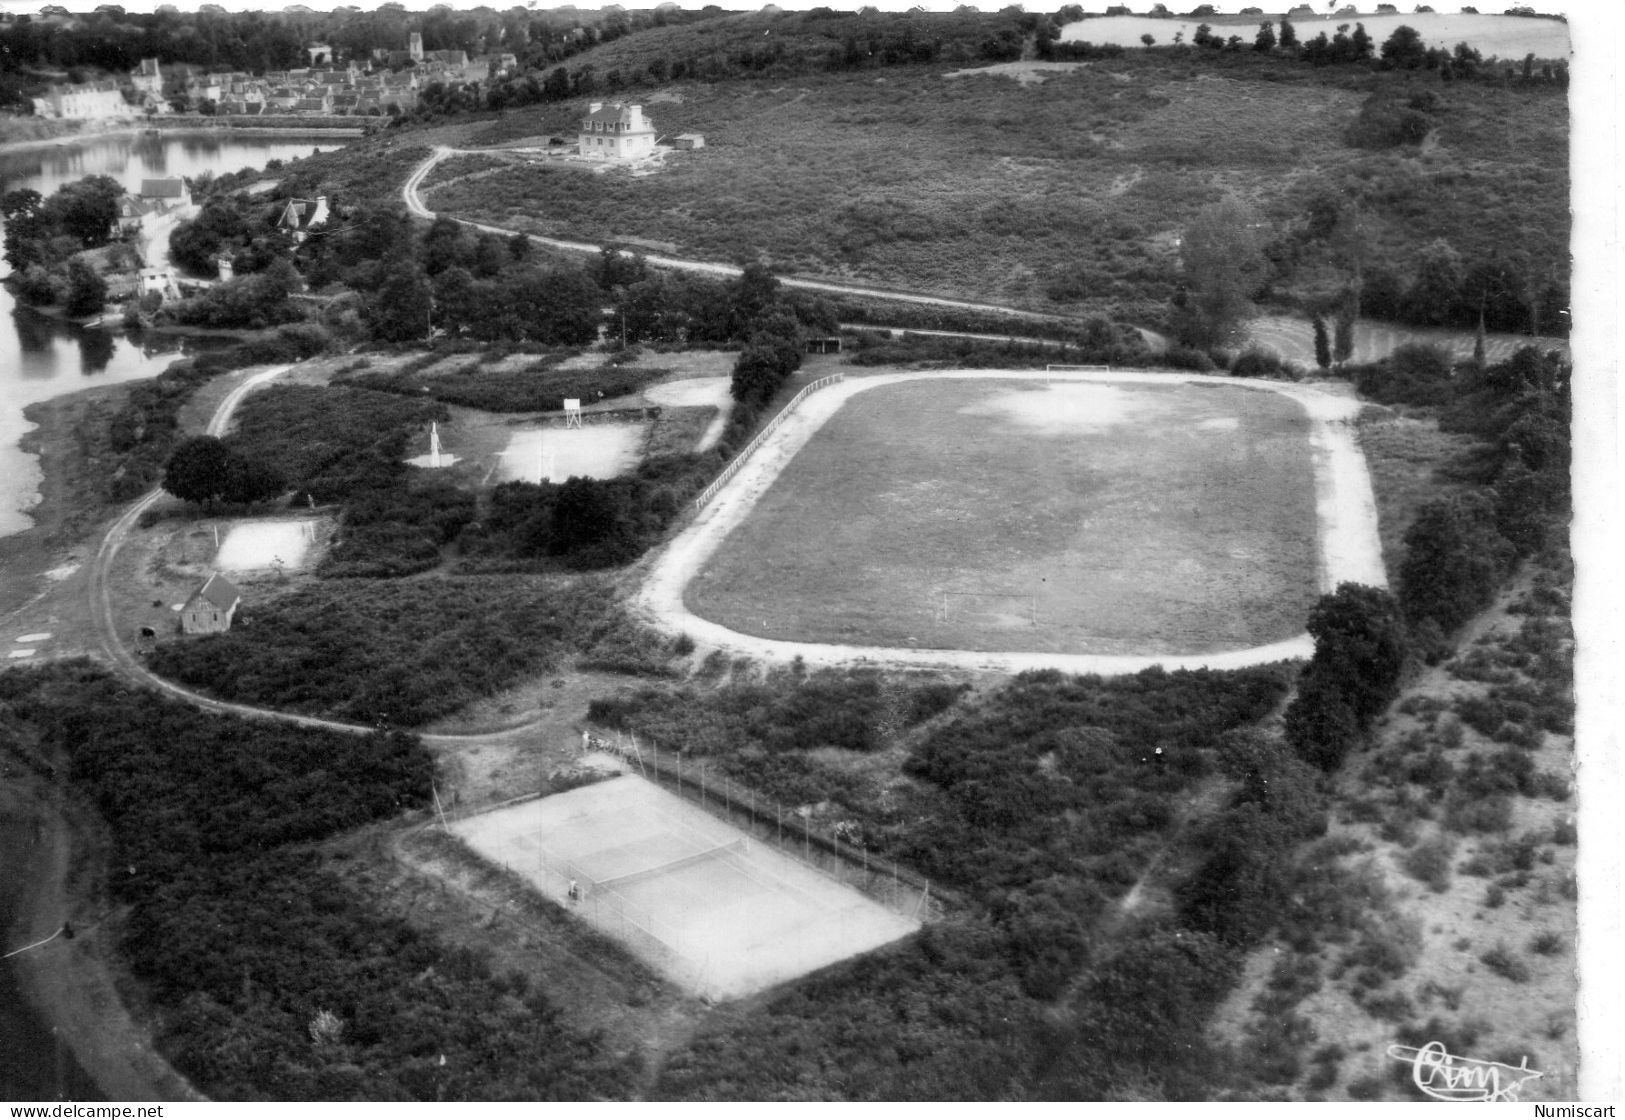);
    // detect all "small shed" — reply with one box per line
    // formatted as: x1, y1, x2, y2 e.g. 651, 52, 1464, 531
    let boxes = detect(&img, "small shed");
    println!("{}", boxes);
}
180, 572, 241, 635
805, 336, 842, 354
673, 133, 705, 150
